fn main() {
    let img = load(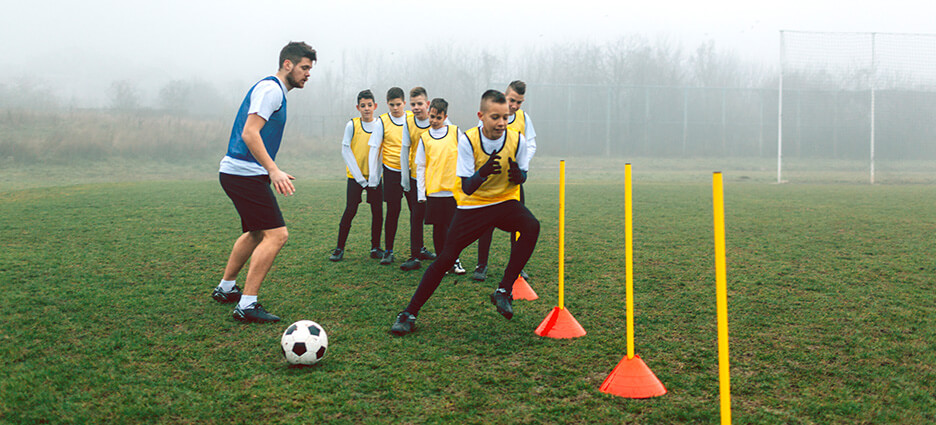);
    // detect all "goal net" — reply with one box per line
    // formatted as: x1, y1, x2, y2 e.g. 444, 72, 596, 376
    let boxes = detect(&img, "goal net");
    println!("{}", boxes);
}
779, 30, 936, 183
